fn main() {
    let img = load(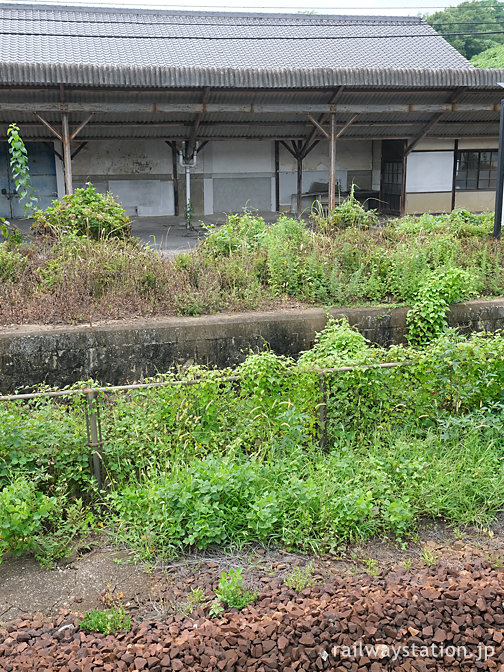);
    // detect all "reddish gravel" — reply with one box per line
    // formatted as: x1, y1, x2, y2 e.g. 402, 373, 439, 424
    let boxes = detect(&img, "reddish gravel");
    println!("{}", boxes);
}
2, 560, 504, 671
